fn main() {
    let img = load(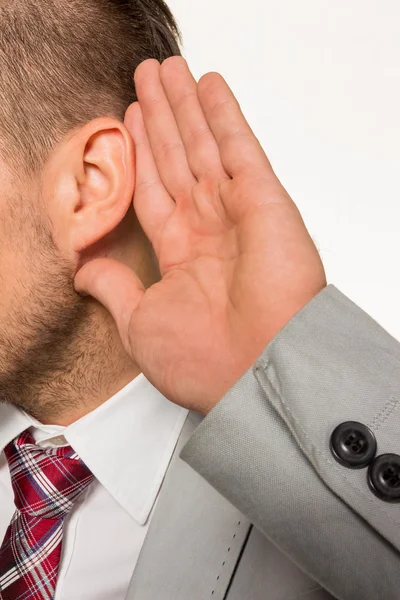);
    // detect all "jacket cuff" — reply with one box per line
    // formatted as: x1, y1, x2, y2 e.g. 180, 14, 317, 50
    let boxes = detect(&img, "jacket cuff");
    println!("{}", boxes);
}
181, 285, 400, 599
